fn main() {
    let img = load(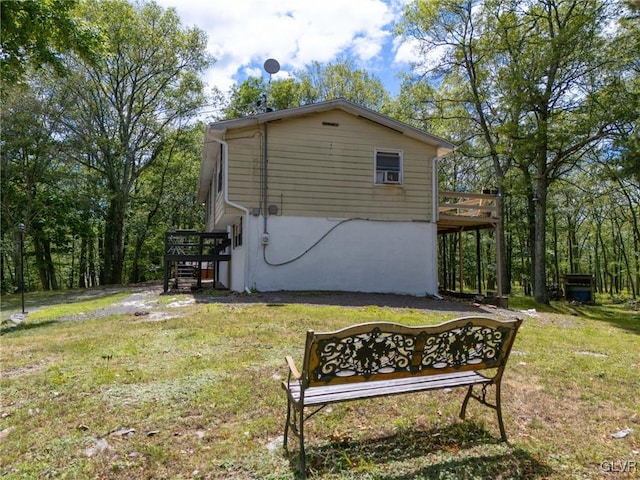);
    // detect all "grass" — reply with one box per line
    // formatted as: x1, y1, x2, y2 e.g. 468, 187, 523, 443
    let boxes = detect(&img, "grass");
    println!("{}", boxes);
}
1, 288, 639, 479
